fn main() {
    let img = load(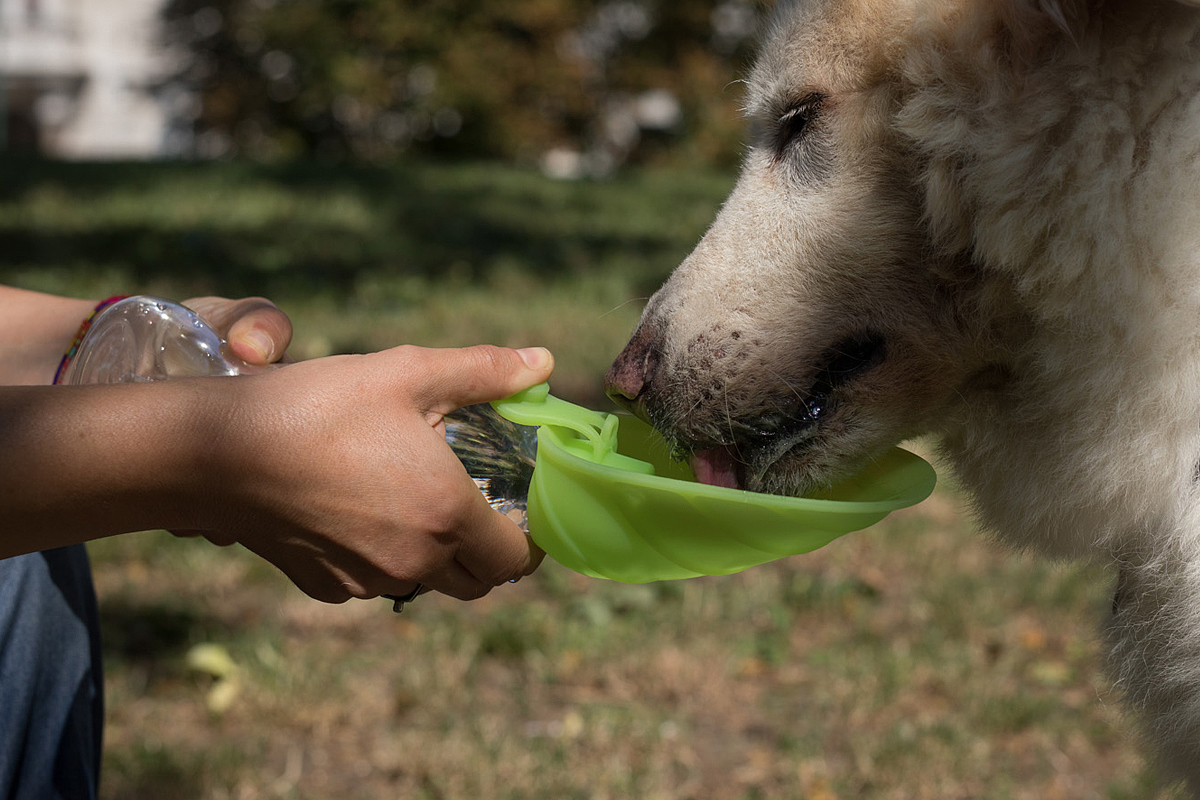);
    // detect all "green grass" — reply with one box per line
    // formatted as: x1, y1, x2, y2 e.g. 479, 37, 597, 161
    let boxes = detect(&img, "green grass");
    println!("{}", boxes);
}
0, 157, 730, 402
1, 157, 1182, 798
